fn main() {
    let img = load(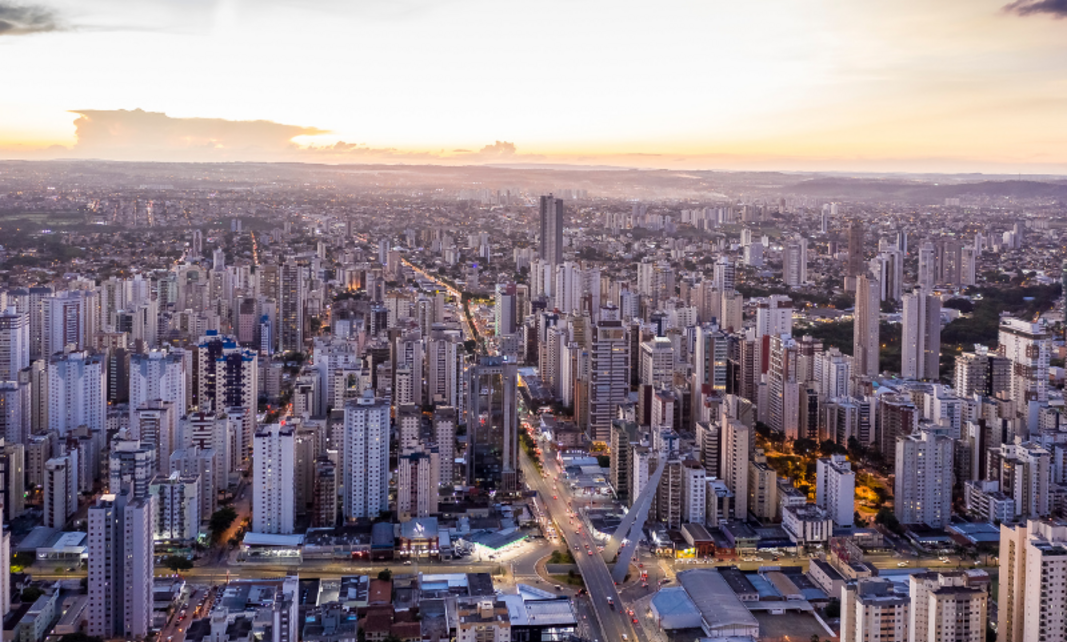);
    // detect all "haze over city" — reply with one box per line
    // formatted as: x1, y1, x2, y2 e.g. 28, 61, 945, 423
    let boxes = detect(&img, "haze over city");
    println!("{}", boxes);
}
1, 0, 1067, 171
